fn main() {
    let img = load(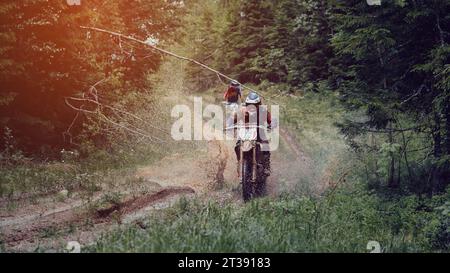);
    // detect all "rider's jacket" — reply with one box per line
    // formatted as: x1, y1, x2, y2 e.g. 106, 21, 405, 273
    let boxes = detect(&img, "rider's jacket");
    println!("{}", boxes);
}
224, 86, 241, 103
233, 105, 272, 143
